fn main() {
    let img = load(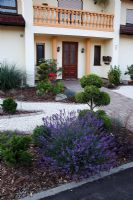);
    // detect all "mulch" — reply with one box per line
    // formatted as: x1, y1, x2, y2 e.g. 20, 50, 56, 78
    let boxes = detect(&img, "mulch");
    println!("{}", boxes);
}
1, 128, 133, 200
0, 88, 75, 103
0, 147, 70, 200
0, 110, 37, 117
